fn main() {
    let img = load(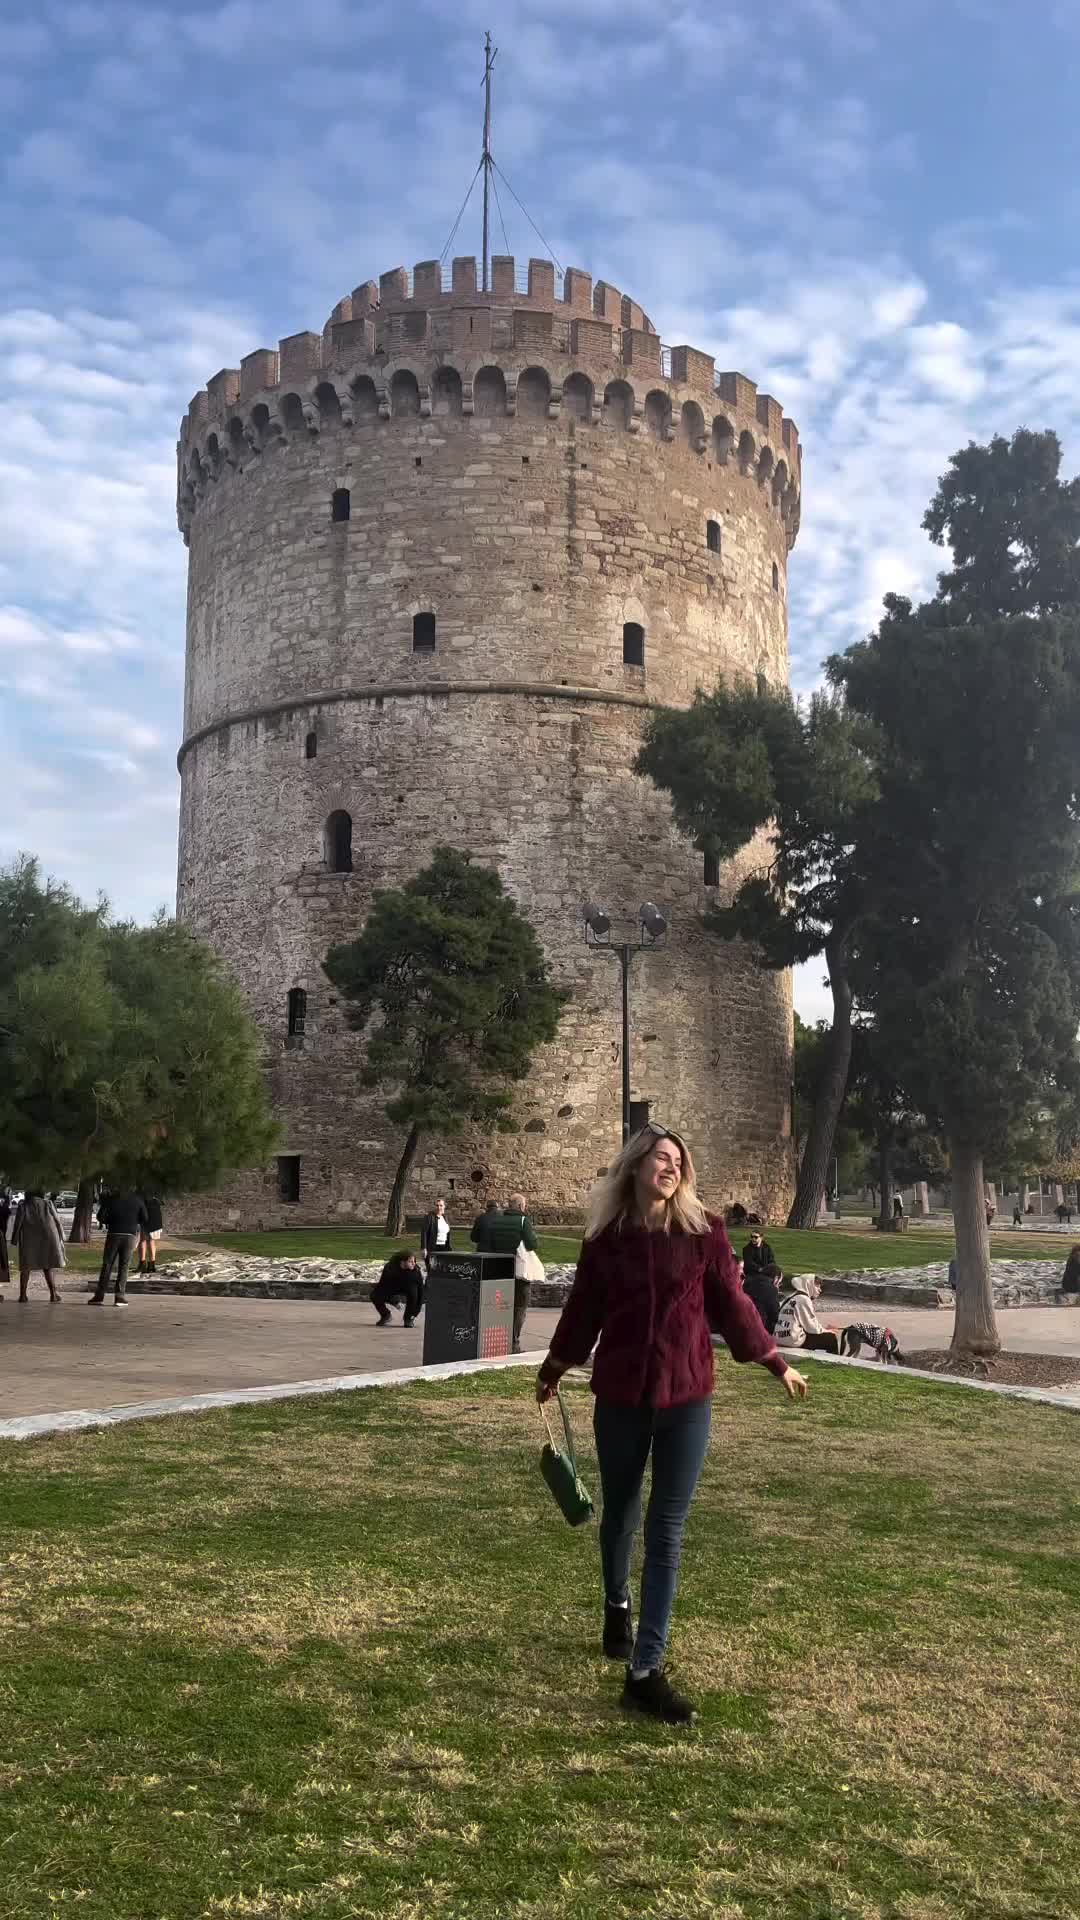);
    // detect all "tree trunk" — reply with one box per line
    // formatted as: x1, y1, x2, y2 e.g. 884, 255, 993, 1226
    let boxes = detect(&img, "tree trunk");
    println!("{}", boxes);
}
948, 1136, 1000, 1357
385, 1123, 421, 1236
787, 937, 854, 1228
875, 1125, 897, 1230
69, 1177, 96, 1245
